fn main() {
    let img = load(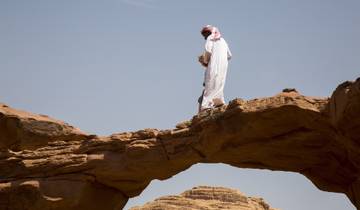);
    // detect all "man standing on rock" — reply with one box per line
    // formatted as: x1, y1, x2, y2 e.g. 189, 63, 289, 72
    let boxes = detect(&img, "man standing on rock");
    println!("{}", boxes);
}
198, 25, 232, 113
